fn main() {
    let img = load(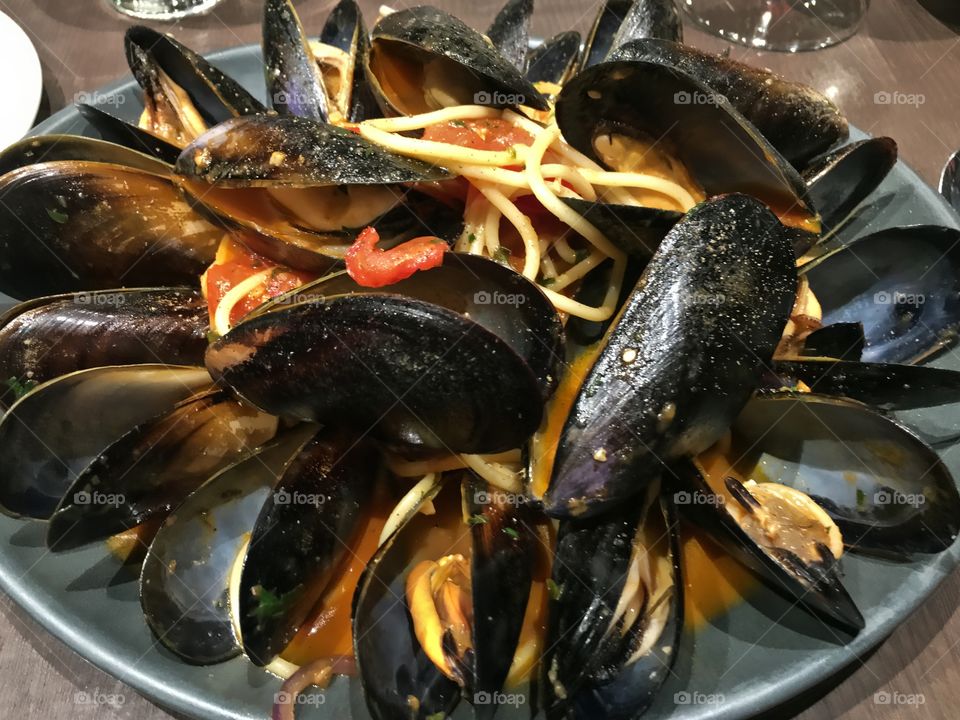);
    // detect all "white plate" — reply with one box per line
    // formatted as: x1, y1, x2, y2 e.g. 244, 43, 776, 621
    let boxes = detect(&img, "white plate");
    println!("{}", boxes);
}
0, 10, 42, 151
